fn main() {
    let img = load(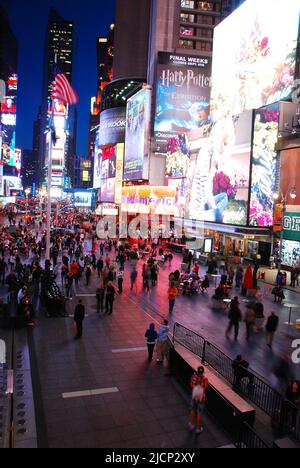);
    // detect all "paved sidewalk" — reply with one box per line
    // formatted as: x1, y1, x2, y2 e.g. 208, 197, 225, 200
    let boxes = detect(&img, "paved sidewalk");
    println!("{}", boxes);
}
30, 287, 230, 448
